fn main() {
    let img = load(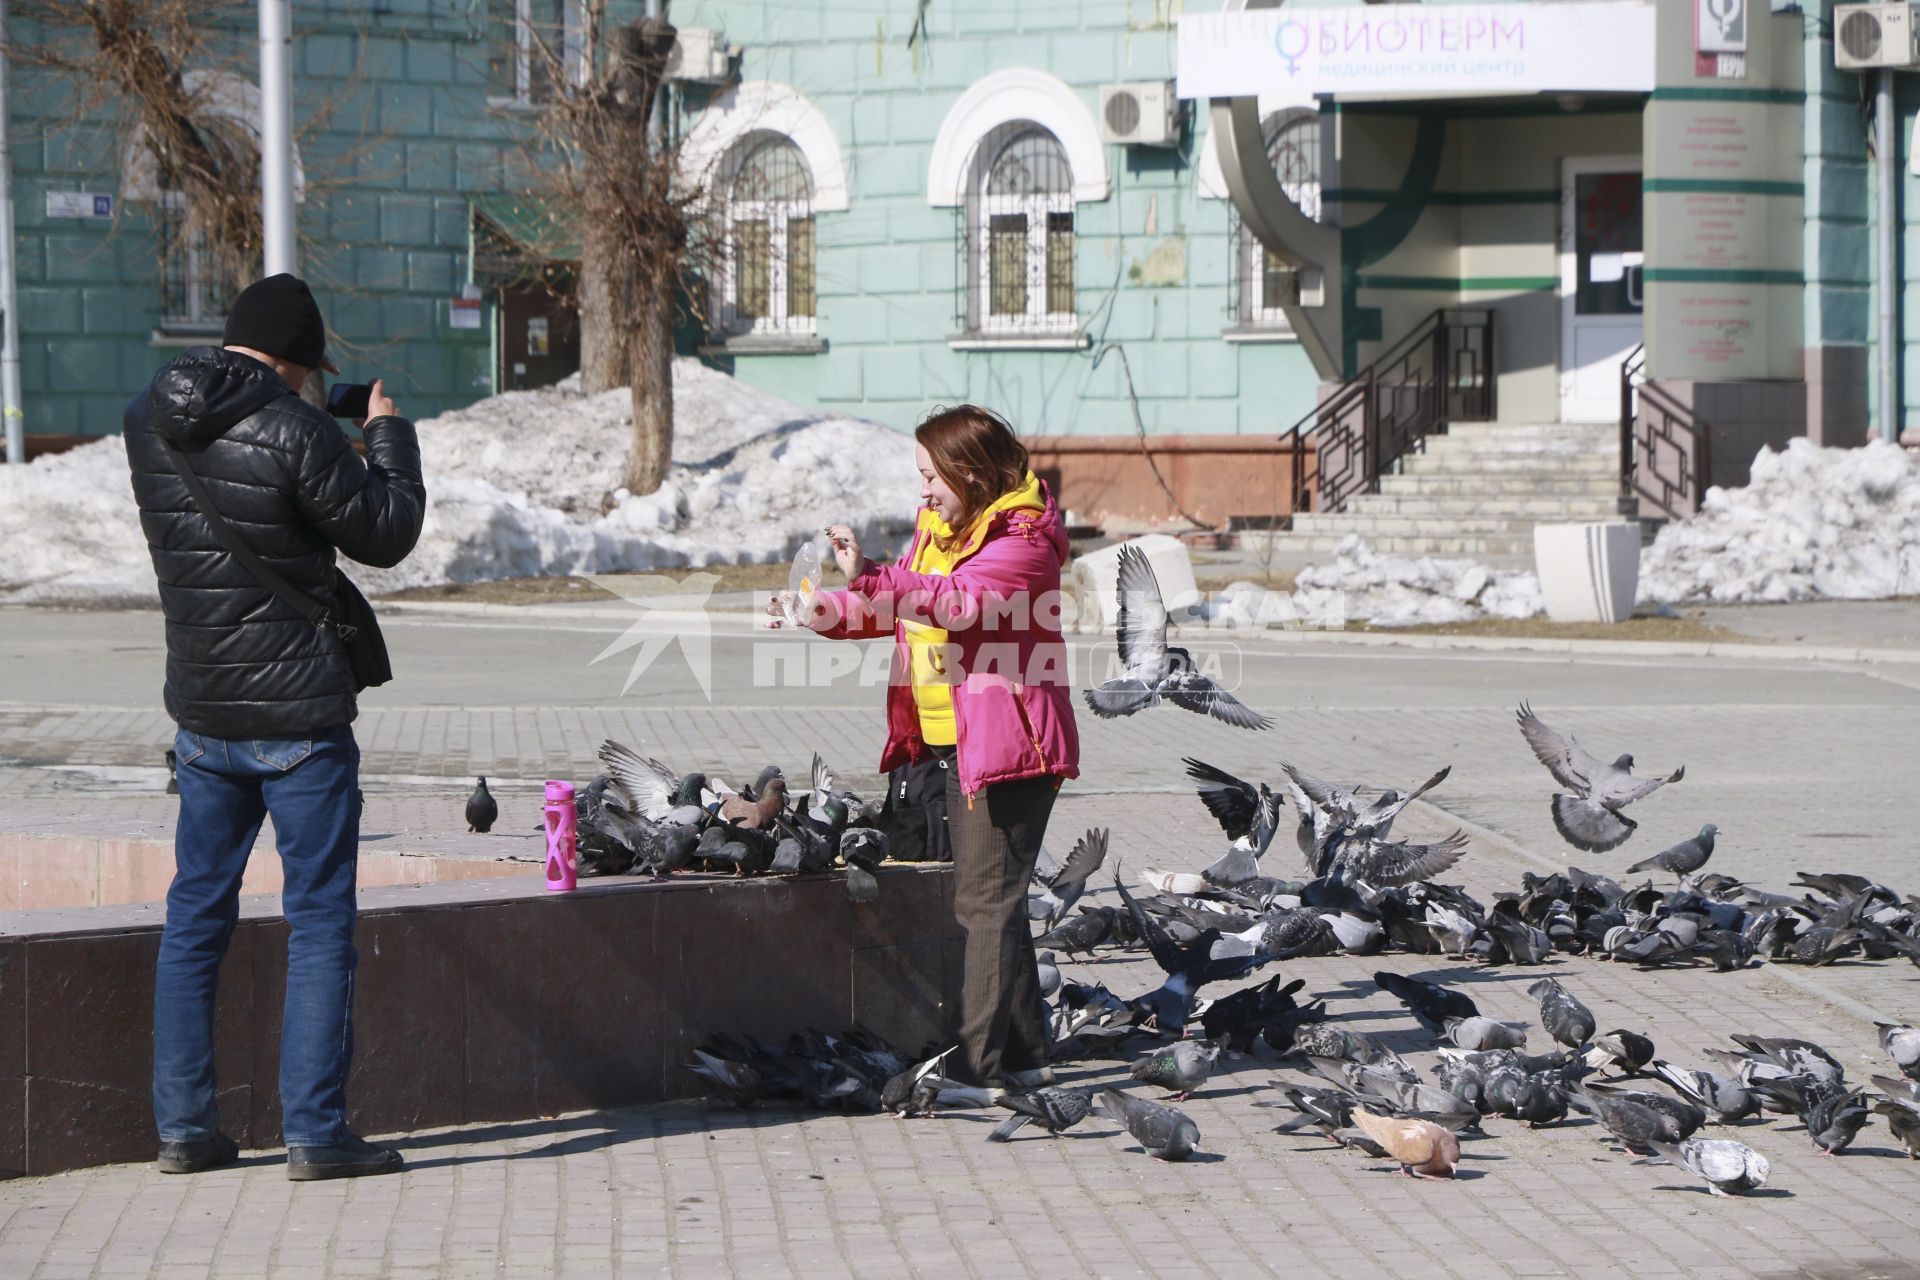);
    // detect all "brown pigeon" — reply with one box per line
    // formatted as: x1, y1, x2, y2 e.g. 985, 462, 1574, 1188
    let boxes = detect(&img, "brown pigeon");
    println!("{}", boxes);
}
719, 776, 787, 829
1349, 1107, 1461, 1180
